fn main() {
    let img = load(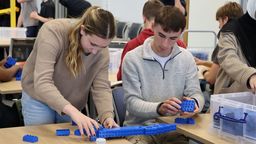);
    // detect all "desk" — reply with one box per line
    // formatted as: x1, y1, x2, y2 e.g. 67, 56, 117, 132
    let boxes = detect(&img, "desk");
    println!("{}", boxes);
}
0, 73, 119, 95
0, 123, 132, 144
0, 80, 21, 94
158, 114, 236, 144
